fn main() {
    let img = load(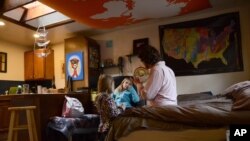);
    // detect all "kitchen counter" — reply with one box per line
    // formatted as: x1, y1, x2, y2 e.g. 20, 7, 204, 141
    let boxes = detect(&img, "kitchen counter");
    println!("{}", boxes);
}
0, 93, 96, 141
